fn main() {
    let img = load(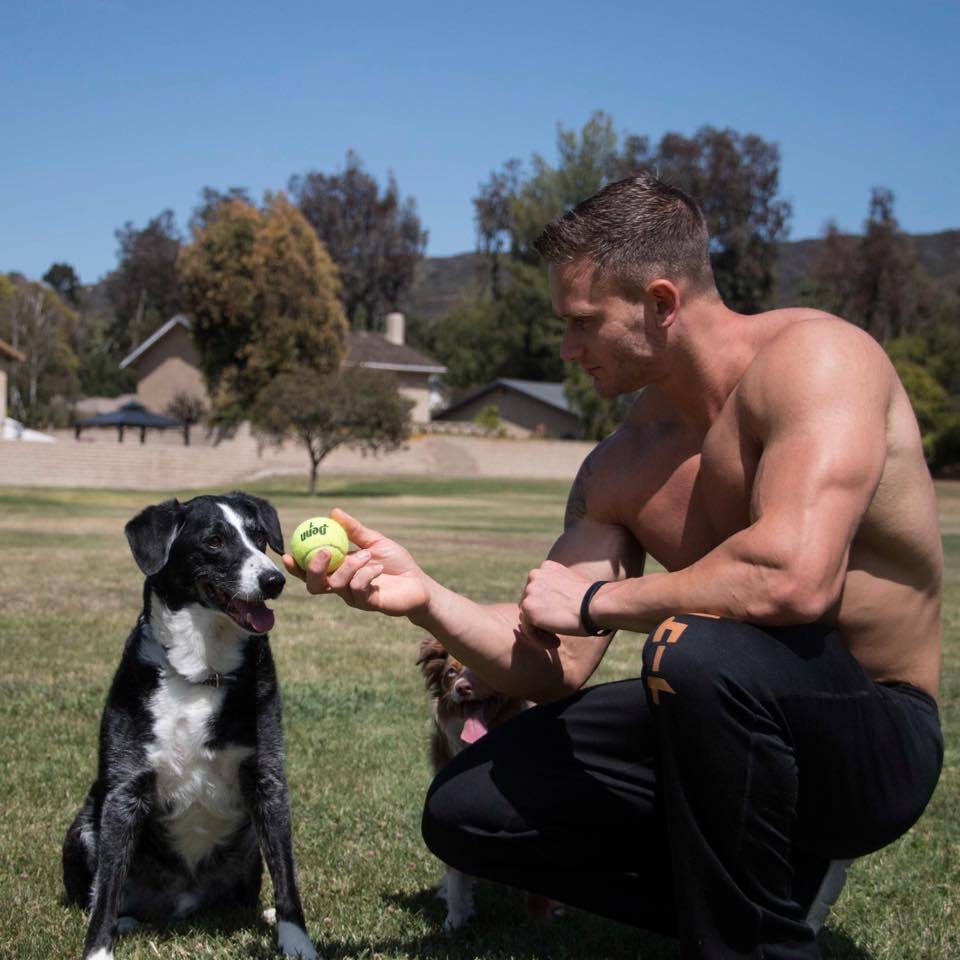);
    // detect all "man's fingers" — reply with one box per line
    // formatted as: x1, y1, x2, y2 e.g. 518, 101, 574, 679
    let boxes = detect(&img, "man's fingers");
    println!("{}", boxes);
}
331, 508, 381, 550
519, 609, 561, 649
282, 554, 306, 582
350, 562, 383, 593
326, 549, 371, 591
304, 550, 332, 594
